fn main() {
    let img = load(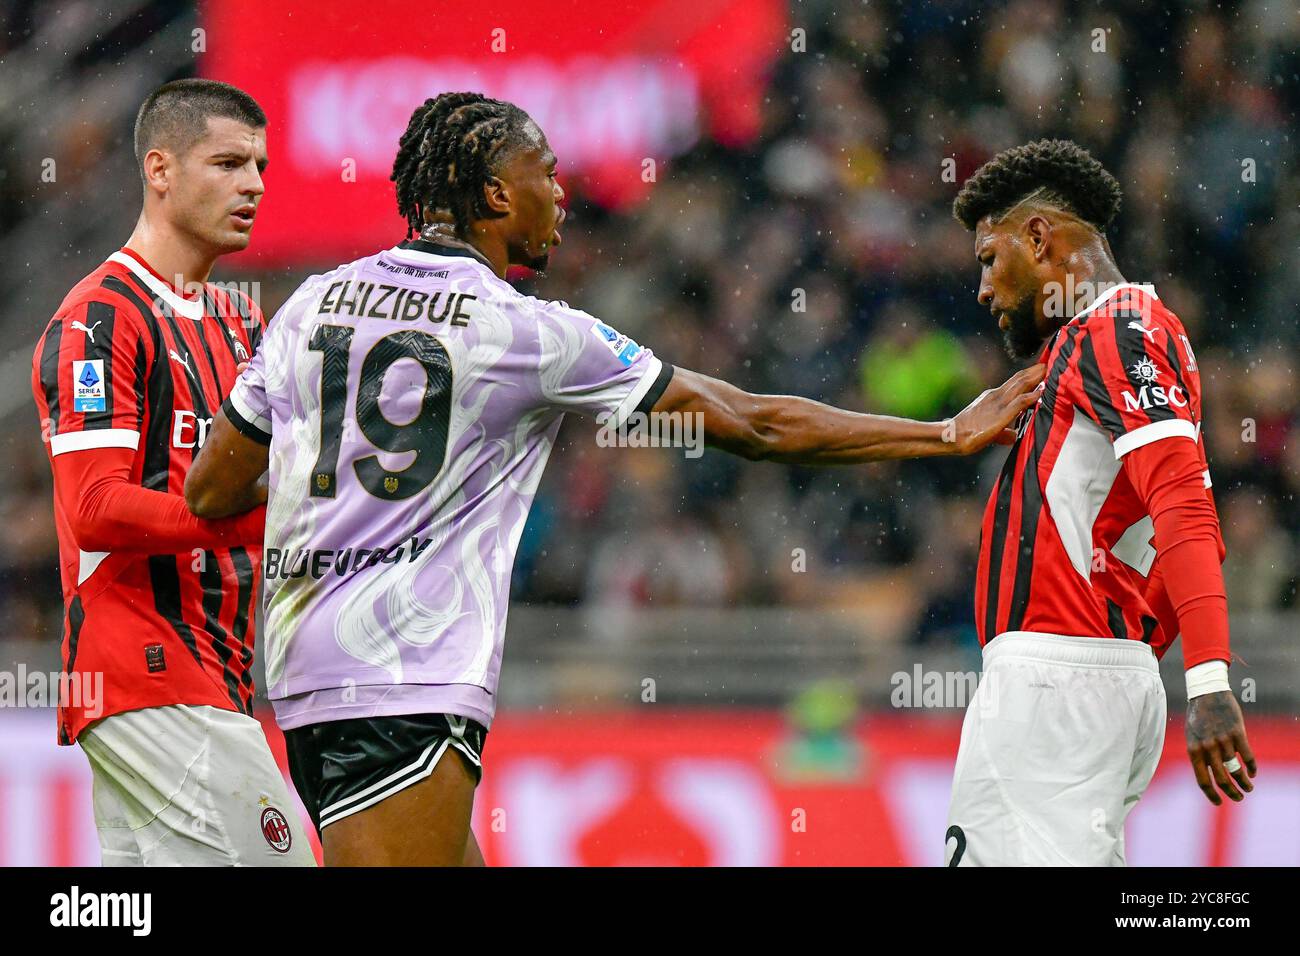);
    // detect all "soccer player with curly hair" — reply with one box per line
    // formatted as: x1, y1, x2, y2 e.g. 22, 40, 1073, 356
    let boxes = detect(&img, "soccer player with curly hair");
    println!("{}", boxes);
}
944, 139, 1253, 866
